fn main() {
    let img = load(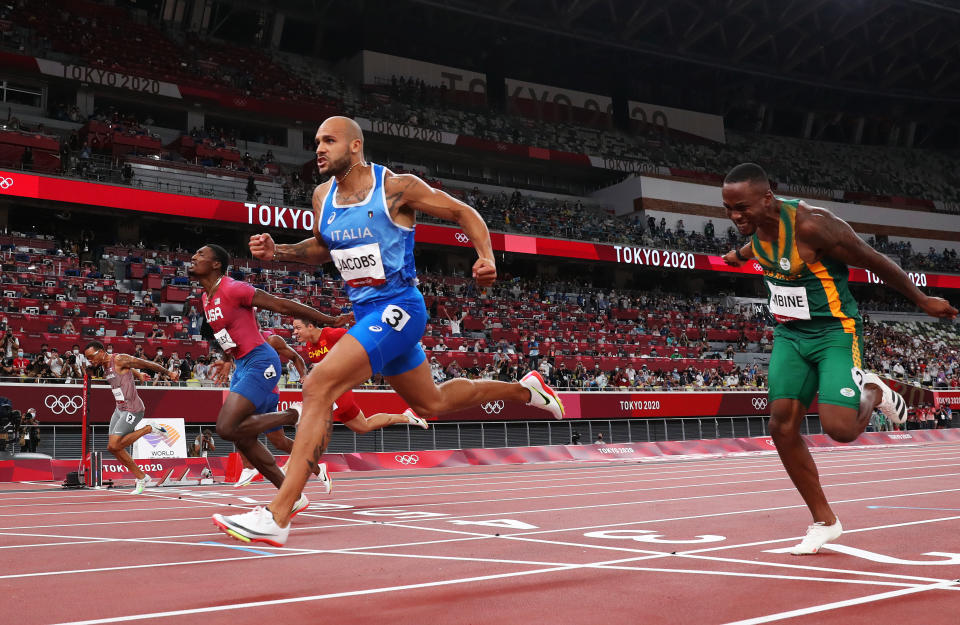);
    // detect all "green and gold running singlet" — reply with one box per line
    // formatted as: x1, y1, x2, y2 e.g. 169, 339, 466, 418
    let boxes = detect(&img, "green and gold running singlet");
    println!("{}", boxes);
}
752, 198, 865, 408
